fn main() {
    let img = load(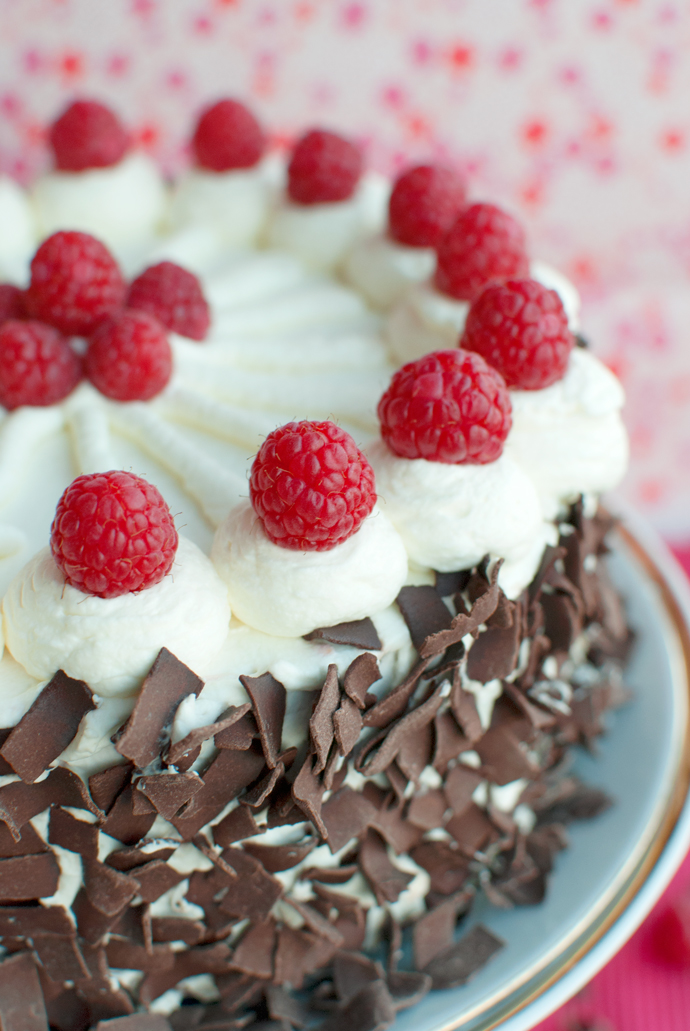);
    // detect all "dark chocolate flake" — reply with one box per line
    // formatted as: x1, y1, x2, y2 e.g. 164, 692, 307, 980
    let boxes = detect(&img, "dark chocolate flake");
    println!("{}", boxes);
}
116, 648, 204, 768
0, 951, 49, 1031
172, 746, 265, 840
357, 684, 443, 777
305, 618, 382, 651
333, 695, 362, 757
239, 672, 286, 769
291, 753, 327, 837
343, 653, 381, 708
49, 806, 99, 862
396, 585, 453, 651
217, 847, 283, 921
309, 664, 340, 773
386, 970, 432, 1011
33, 933, 90, 983
359, 829, 413, 904
0, 670, 95, 783
132, 859, 184, 903
165, 703, 251, 766
334, 949, 382, 1004
231, 919, 276, 978
319, 981, 396, 1031
322, 786, 378, 853
0, 852, 60, 902
363, 658, 430, 730
137, 772, 204, 820
466, 620, 521, 683
242, 836, 315, 872
212, 804, 260, 847
421, 924, 504, 988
